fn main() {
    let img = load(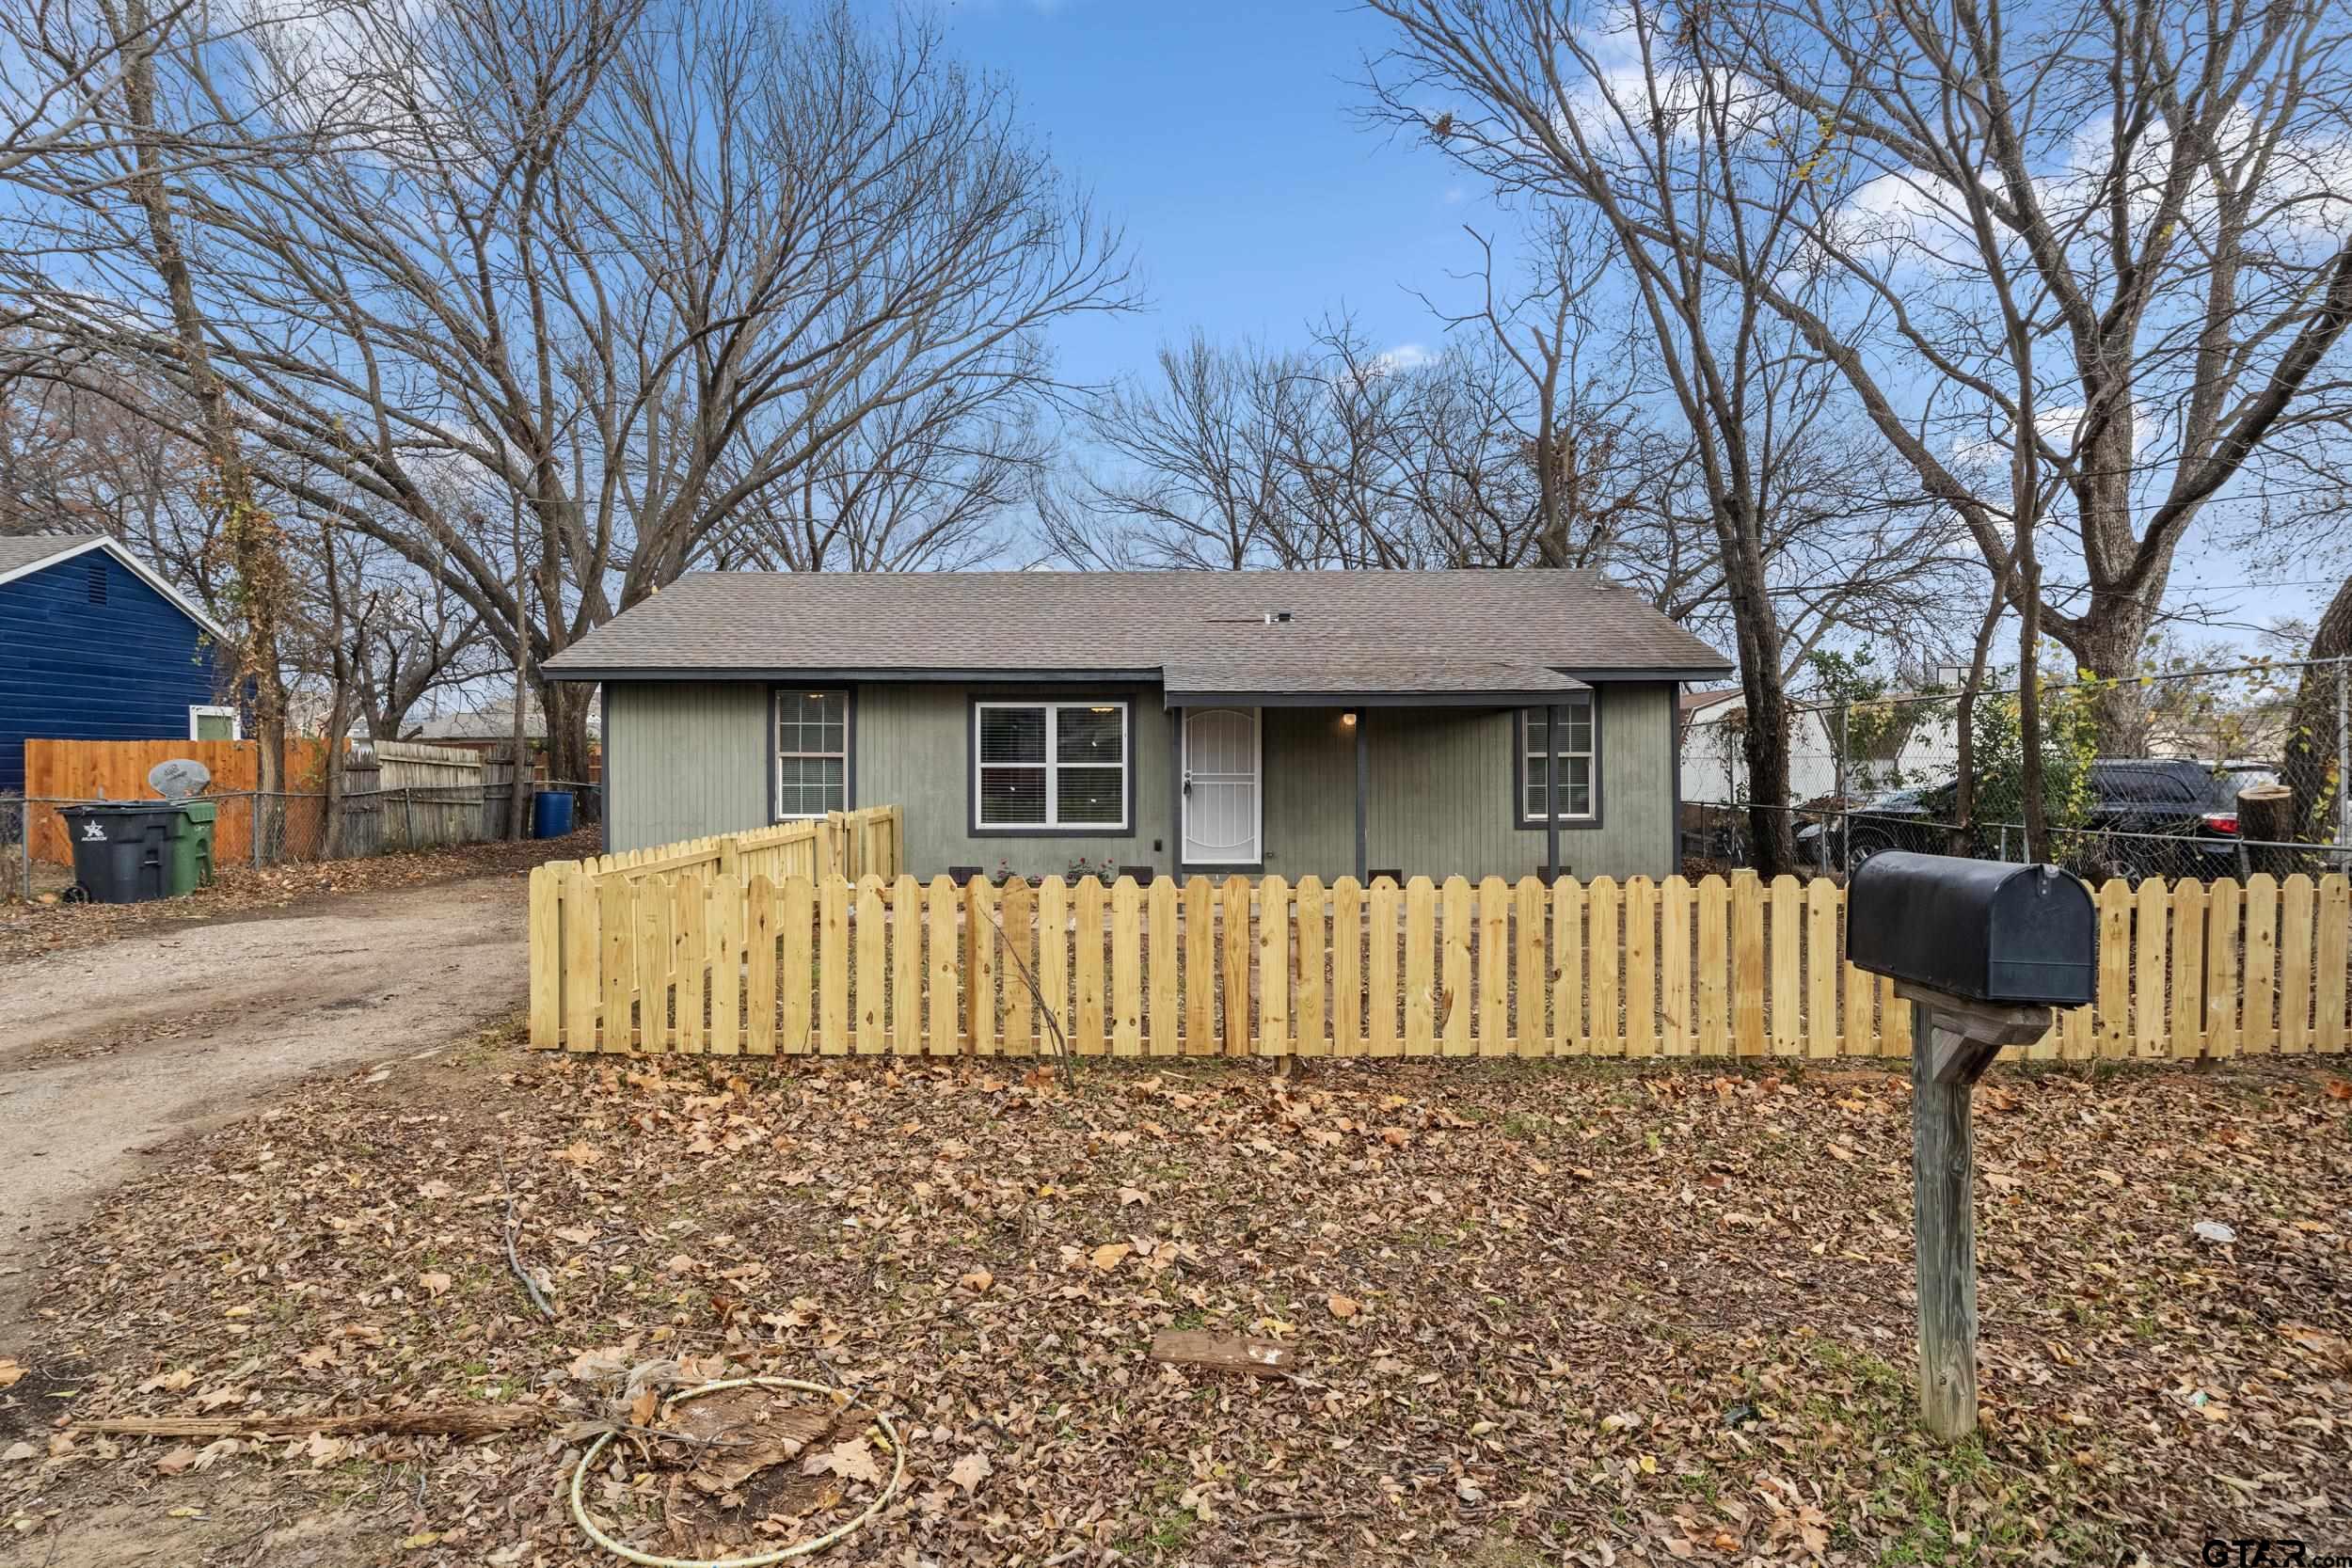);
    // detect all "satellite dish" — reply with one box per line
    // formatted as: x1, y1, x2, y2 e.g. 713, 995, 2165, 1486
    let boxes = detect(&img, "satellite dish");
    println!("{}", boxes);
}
149, 758, 213, 800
